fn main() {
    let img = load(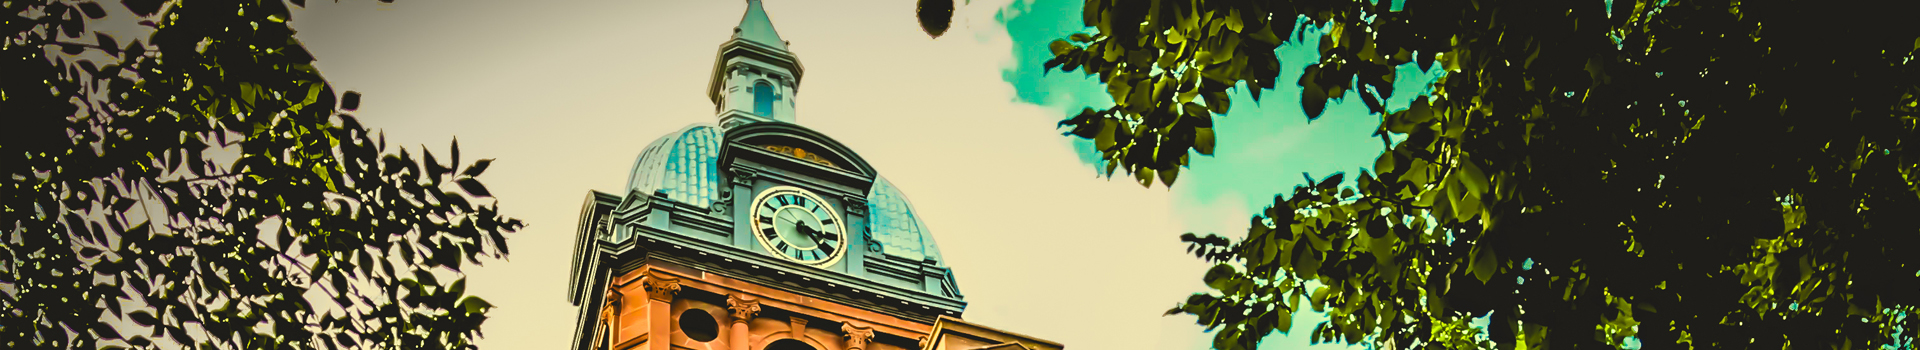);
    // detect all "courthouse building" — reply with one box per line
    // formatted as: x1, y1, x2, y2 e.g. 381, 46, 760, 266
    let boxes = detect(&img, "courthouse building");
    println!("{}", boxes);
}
566, 2, 1063, 350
